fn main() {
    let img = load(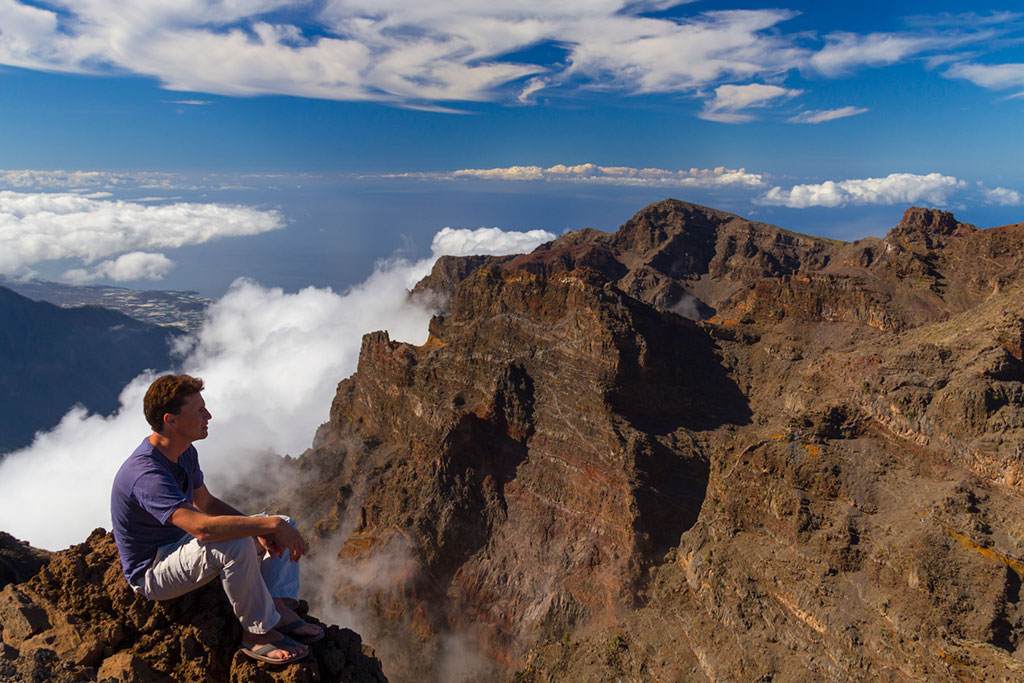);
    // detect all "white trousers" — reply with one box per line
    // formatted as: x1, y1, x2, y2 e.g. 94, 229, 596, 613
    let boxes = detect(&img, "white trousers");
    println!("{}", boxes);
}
137, 516, 300, 634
